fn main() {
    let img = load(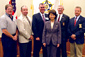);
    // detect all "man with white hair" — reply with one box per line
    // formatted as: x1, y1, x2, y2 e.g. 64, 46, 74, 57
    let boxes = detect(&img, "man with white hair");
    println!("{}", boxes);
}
56, 5, 70, 57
